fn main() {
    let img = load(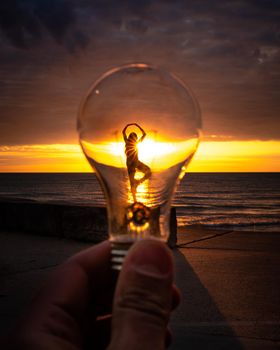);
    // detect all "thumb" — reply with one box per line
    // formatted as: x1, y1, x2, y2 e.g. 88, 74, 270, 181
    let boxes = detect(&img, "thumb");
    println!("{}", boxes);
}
108, 240, 174, 350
